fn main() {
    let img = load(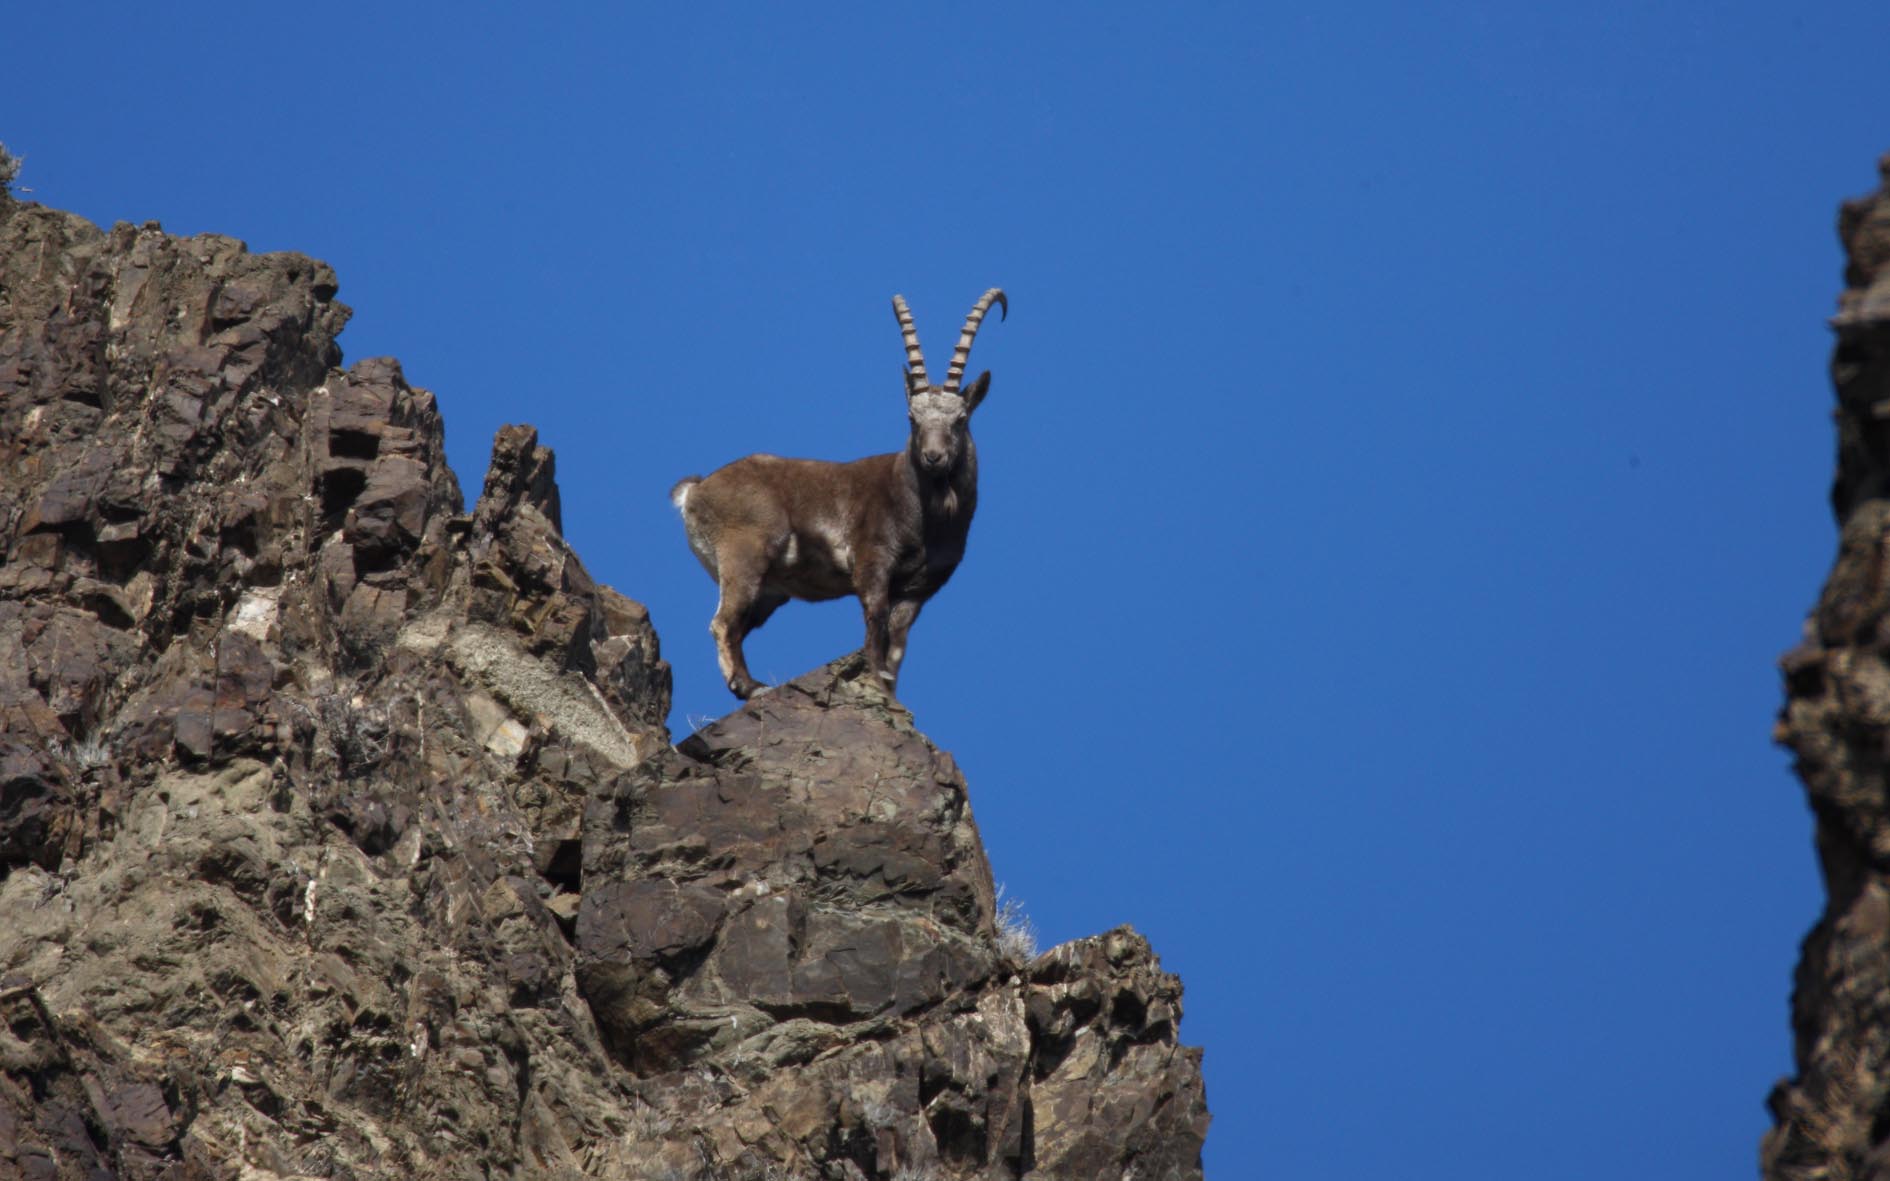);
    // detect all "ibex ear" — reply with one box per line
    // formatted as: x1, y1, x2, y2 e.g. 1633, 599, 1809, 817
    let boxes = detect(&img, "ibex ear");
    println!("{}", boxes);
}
960, 370, 991, 412
904, 367, 922, 400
